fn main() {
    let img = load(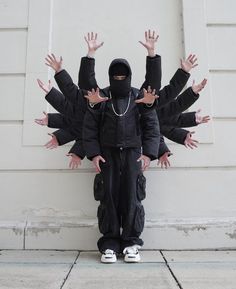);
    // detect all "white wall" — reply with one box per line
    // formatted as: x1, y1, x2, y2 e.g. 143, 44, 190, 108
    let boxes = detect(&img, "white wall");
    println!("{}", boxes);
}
0, 0, 235, 250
